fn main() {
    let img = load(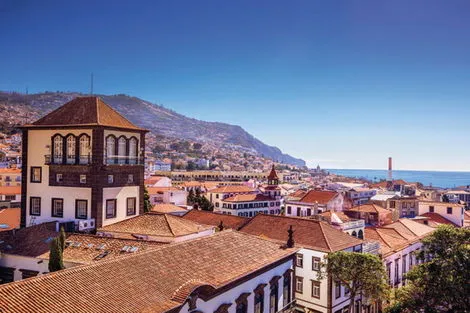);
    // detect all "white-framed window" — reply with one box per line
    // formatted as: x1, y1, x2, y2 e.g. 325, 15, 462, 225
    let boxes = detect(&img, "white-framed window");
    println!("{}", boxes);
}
106, 136, 116, 164
312, 257, 321, 271
56, 173, 63, 183
80, 175, 87, 184
311, 281, 320, 298
108, 175, 114, 184
129, 137, 137, 164
30, 197, 41, 216
106, 199, 117, 219
118, 137, 127, 164
127, 174, 134, 183
52, 198, 64, 218
53, 135, 63, 164
295, 276, 303, 293
79, 135, 91, 164
126, 197, 136, 216
296, 253, 303, 267
75, 200, 88, 219
66, 135, 76, 164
